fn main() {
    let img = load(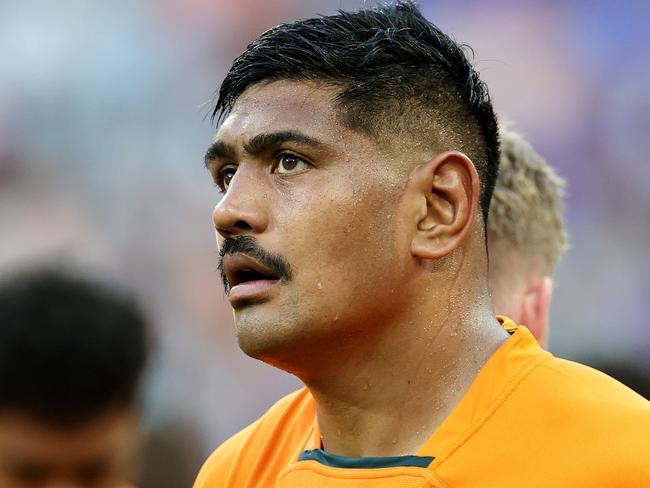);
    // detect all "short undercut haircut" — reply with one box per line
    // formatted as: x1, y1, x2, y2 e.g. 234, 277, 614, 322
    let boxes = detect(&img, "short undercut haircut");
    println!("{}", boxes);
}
489, 125, 568, 274
0, 269, 149, 426
214, 1, 499, 223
